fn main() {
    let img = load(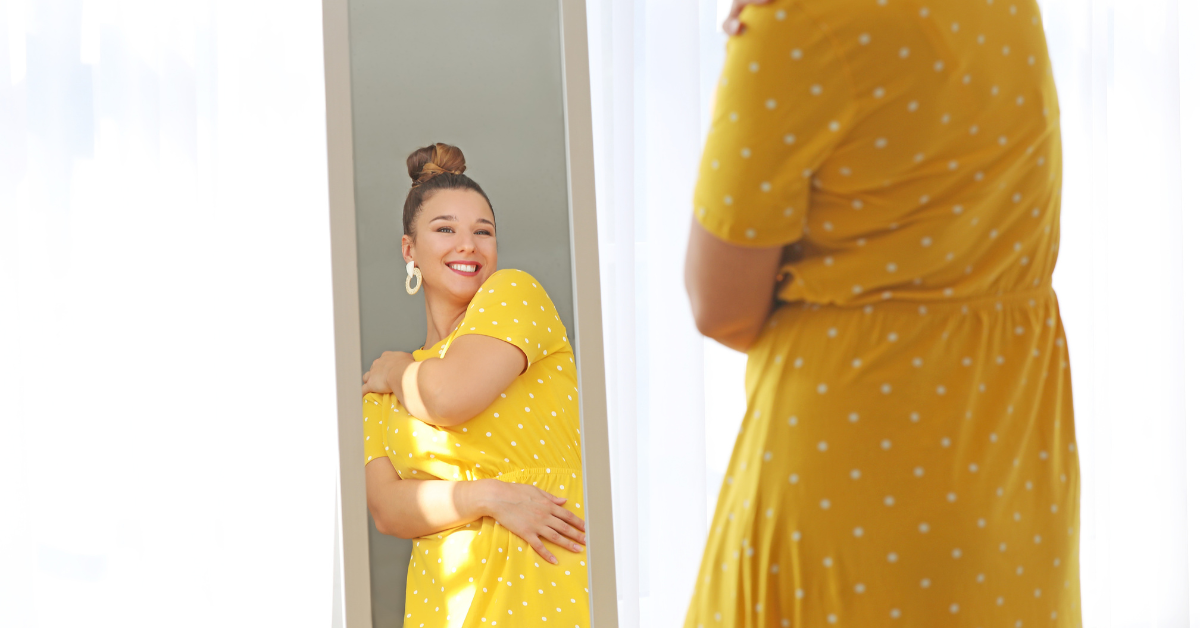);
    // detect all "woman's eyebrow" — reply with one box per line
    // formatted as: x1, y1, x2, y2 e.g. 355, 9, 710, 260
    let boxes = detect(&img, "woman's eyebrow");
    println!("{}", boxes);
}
429, 214, 456, 222
476, 218, 496, 227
